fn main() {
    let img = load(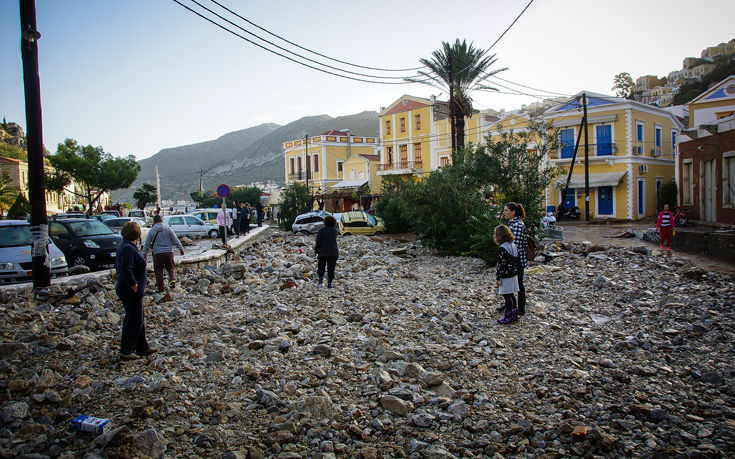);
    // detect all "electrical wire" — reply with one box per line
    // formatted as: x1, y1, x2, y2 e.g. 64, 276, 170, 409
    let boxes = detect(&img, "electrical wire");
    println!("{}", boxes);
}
489, 75, 571, 97
488, 0, 535, 52
208, 0, 425, 72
